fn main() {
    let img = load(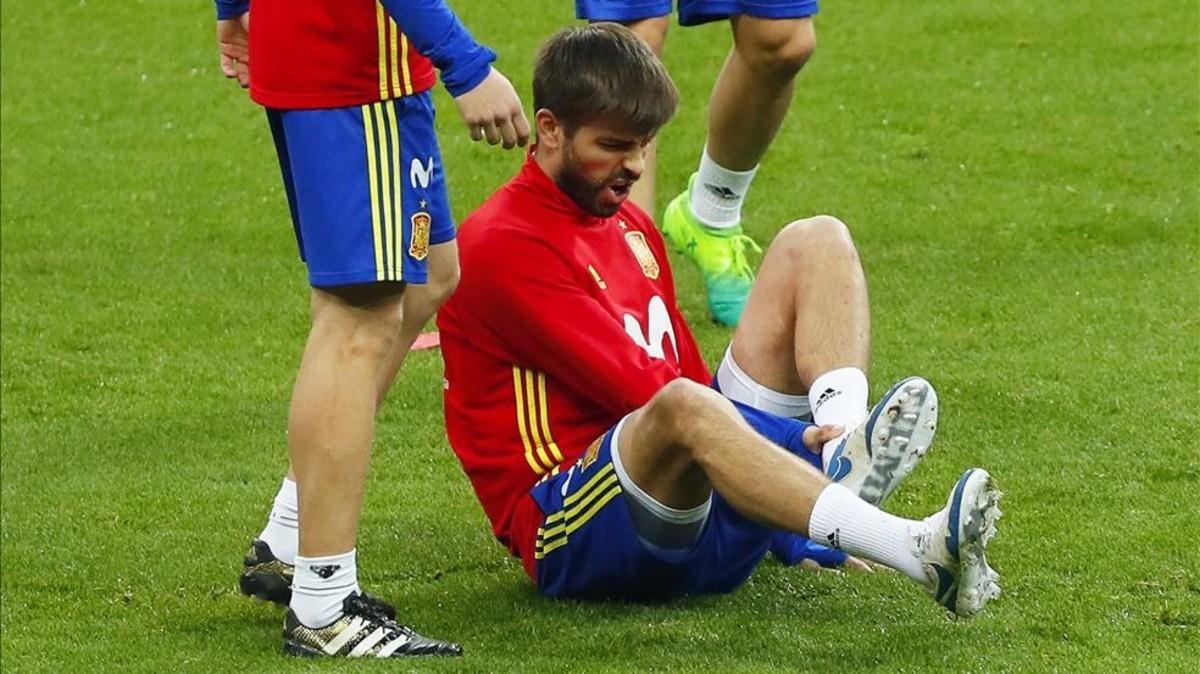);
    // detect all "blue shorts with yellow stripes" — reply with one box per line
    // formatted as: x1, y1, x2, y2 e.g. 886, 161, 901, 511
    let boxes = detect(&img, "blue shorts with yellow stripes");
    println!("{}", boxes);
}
266, 92, 455, 287
576, 0, 819, 26
530, 400, 820, 600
